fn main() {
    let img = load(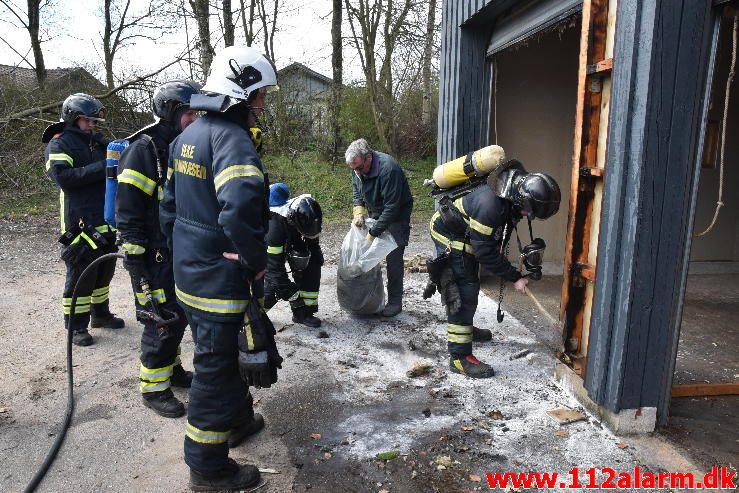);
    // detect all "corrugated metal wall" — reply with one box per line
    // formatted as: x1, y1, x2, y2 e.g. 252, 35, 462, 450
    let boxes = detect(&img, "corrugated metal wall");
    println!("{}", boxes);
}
437, 0, 494, 164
